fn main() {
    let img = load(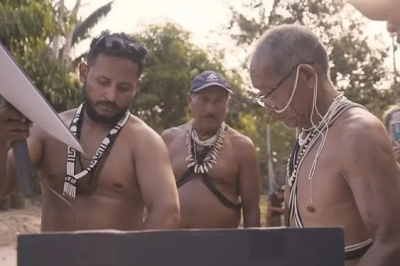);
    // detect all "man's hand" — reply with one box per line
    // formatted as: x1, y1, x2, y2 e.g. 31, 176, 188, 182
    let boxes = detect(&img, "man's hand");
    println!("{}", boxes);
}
269, 206, 285, 213
0, 102, 31, 147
